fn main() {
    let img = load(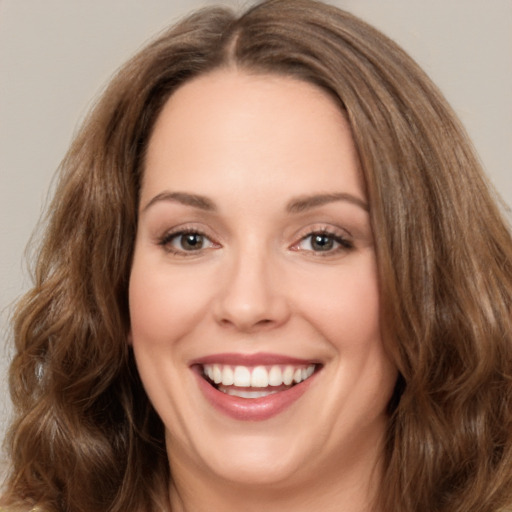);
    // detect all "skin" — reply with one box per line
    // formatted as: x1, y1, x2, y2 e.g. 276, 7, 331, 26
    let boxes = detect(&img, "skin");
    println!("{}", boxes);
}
129, 69, 397, 512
